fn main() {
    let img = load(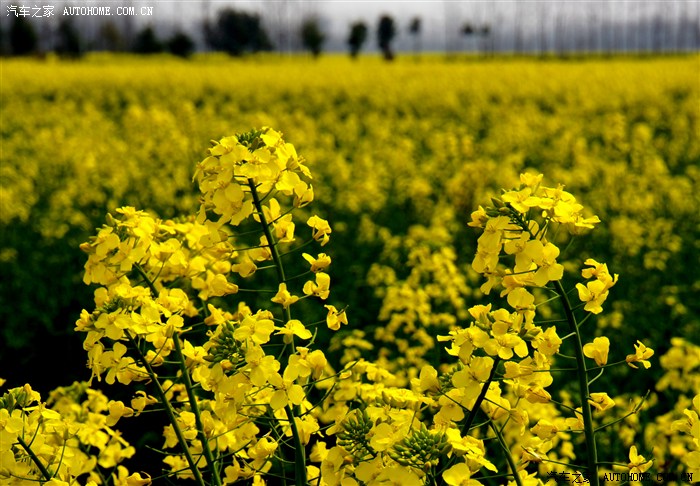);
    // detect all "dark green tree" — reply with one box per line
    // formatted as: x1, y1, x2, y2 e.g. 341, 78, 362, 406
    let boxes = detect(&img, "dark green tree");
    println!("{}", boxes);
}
347, 21, 368, 58
98, 21, 124, 51
203, 8, 273, 56
10, 16, 37, 56
167, 31, 195, 57
56, 19, 82, 58
300, 16, 325, 57
377, 15, 396, 61
133, 26, 163, 54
